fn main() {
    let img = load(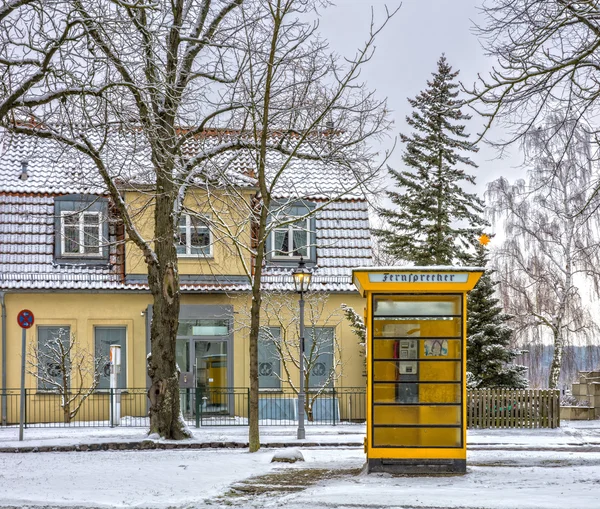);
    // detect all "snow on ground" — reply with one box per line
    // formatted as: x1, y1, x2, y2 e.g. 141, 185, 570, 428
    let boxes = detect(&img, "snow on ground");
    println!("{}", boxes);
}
275, 450, 600, 509
0, 448, 278, 508
0, 422, 600, 508
1, 447, 599, 508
